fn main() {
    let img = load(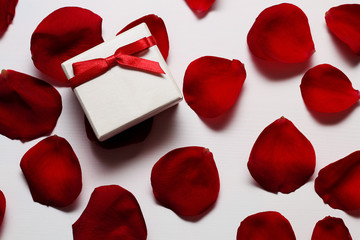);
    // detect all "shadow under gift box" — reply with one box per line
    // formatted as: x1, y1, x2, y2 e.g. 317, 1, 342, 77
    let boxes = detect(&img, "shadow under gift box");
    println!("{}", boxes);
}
61, 23, 183, 142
